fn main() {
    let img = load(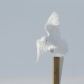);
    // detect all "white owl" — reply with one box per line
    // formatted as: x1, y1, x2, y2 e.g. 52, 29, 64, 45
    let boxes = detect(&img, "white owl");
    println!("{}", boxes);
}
36, 12, 68, 62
